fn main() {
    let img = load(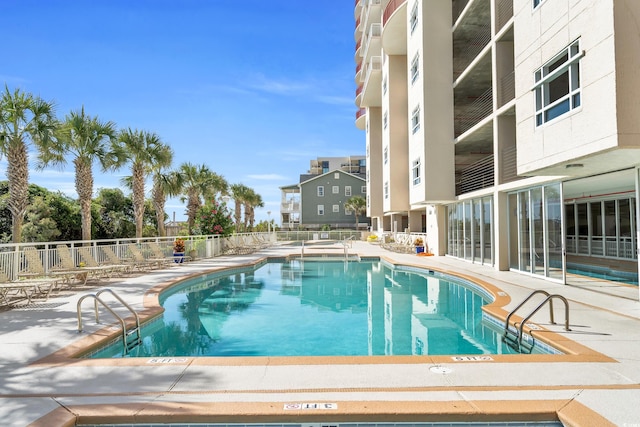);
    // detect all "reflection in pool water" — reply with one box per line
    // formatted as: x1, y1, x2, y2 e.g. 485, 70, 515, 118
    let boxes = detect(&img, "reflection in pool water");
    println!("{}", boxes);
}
91, 260, 529, 358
